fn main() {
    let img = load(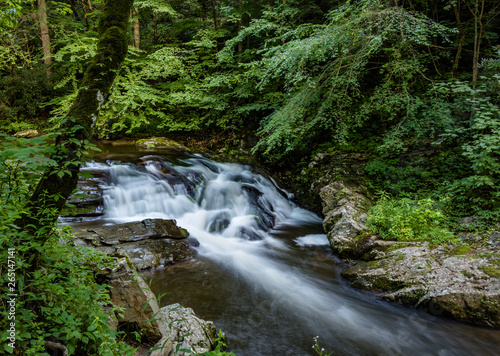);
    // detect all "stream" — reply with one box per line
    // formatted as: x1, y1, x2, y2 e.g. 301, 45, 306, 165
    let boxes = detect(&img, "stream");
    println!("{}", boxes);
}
75, 145, 500, 356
